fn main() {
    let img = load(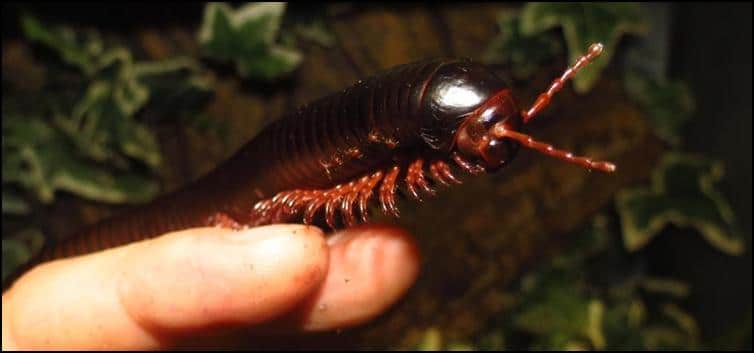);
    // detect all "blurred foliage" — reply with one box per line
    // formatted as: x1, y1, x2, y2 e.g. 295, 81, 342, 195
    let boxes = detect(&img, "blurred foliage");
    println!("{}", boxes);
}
414, 215, 701, 350
198, 2, 303, 80
284, 19, 335, 48
1, 229, 45, 283
5, 15, 214, 205
506, 218, 700, 350
2, 189, 31, 215
519, 2, 649, 93
415, 327, 474, 351
3, 14, 216, 284
2, 116, 160, 204
624, 71, 695, 147
481, 3, 745, 344
483, 12, 563, 81
616, 153, 744, 255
